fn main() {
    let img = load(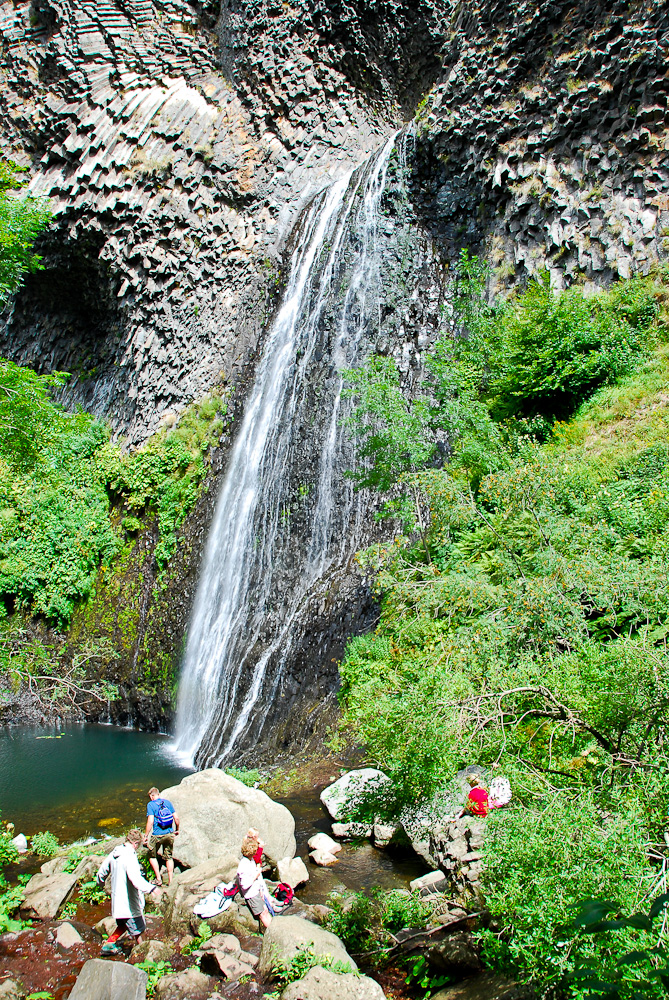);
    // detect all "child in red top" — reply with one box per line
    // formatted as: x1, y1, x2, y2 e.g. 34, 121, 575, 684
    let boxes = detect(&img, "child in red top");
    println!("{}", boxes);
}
457, 775, 489, 818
